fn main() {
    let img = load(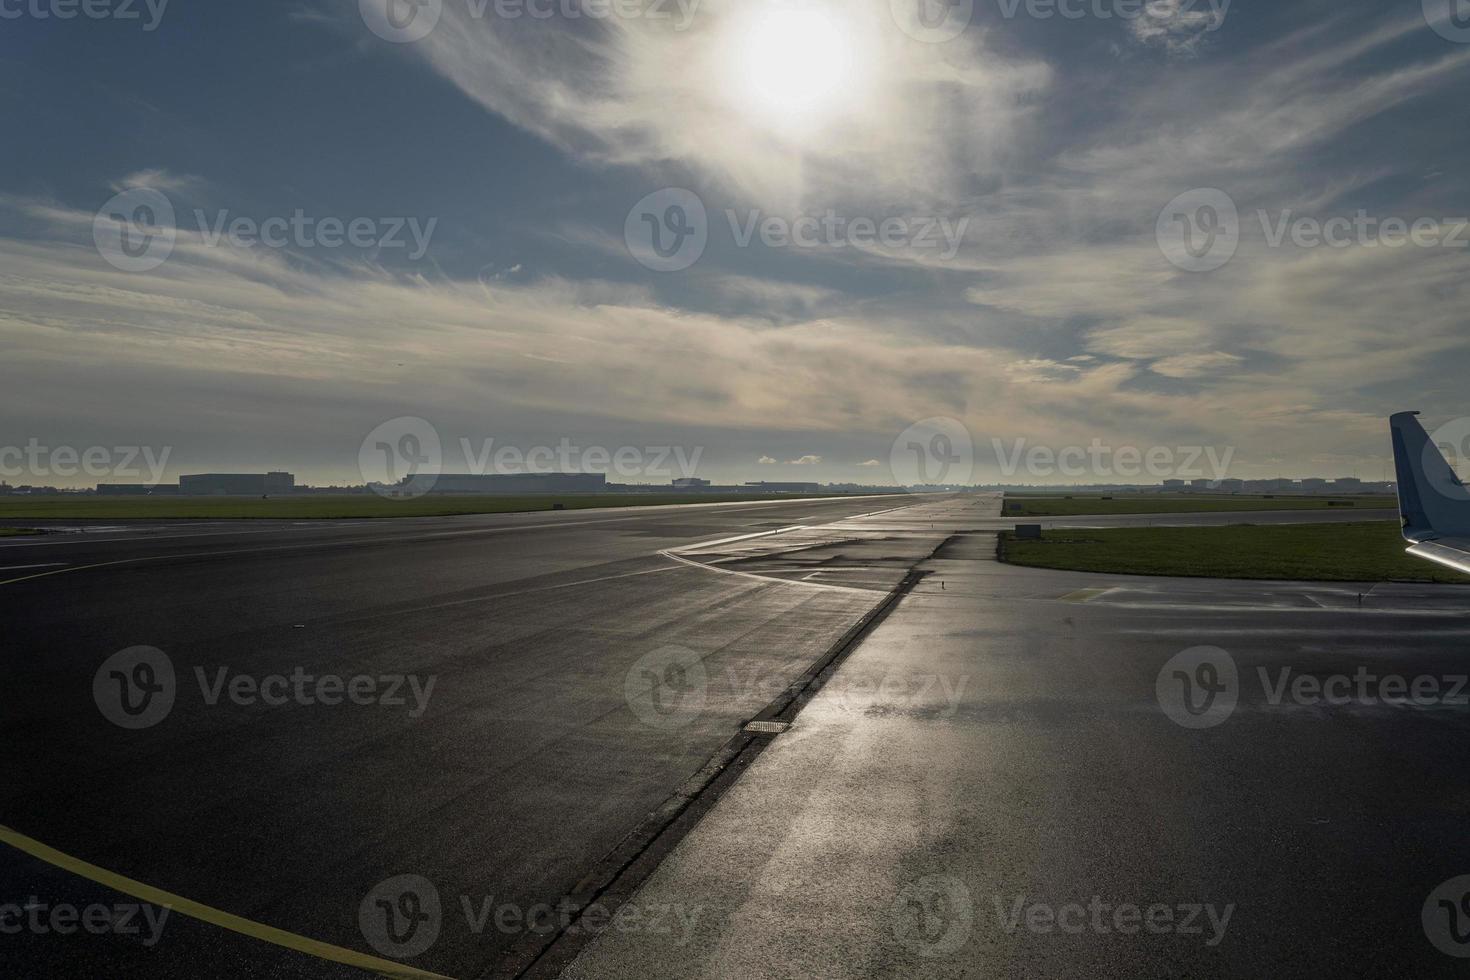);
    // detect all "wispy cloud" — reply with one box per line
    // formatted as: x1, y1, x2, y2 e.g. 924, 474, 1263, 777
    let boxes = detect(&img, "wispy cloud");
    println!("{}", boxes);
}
338, 0, 1050, 207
